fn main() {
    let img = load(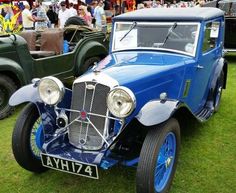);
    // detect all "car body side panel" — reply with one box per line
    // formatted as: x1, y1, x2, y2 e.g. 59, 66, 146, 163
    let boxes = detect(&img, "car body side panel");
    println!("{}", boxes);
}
32, 54, 75, 79
98, 52, 194, 115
